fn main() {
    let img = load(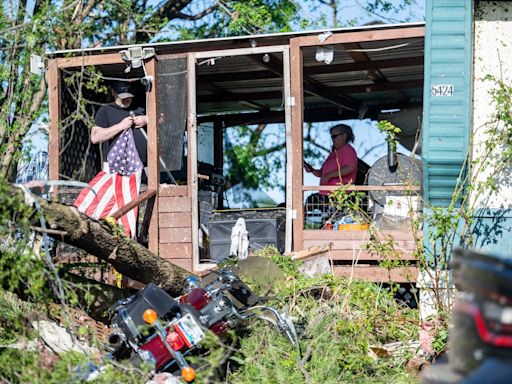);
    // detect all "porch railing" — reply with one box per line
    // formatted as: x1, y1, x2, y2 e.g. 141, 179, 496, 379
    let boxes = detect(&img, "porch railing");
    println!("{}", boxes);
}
299, 184, 422, 282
